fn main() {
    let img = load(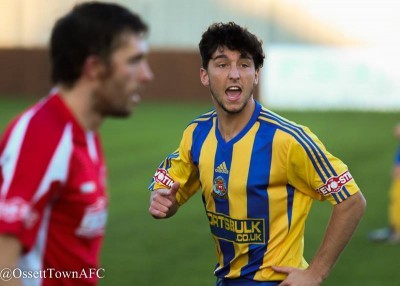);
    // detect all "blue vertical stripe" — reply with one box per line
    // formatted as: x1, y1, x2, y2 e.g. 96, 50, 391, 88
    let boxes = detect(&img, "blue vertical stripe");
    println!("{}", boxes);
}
214, 143, 235, 277
213, 101, 262, 277
191, 119, 214, 166
240, 122, 277, 278
286, 184, 295, 230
